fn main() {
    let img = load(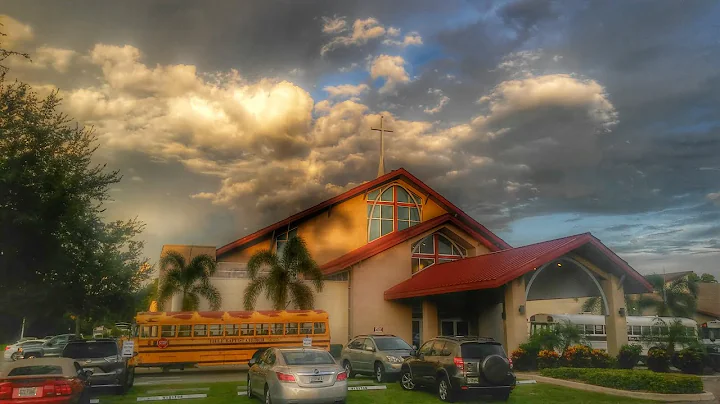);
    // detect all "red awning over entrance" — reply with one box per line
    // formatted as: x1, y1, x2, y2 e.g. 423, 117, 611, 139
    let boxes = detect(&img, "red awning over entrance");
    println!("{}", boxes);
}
384, 233, 652, 300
